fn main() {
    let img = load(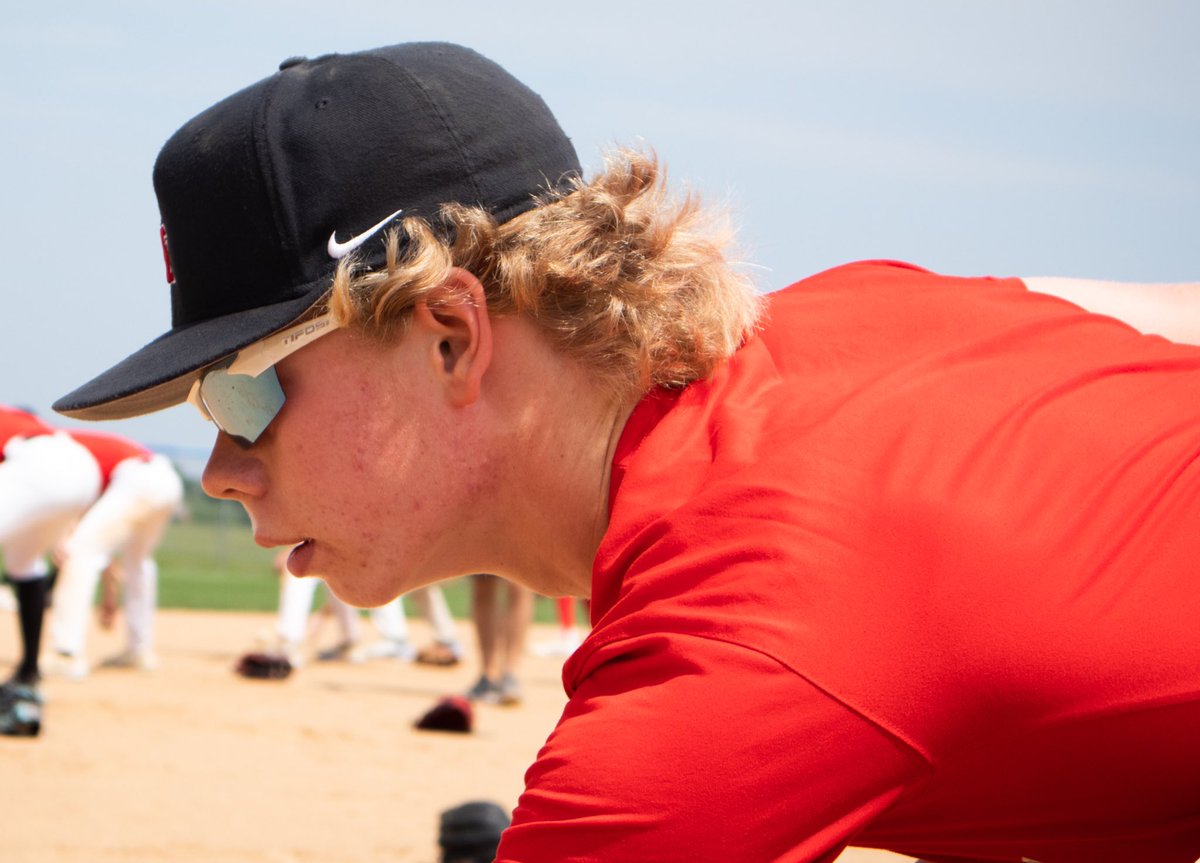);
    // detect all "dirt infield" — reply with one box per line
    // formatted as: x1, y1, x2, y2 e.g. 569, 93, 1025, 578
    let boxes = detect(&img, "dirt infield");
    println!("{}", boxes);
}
0, 608, 911, 863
